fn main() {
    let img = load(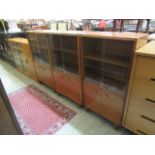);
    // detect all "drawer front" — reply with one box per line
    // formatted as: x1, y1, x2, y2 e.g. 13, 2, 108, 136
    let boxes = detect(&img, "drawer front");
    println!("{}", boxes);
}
63, 74, 82, 105
135, 56, 155, 80
131, 78, 155, 103
84, 82, 102, 111
128, 78, 155, 119
84, 82, 124, 125
125, 112, 155, 135
128, 95, 155, 120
